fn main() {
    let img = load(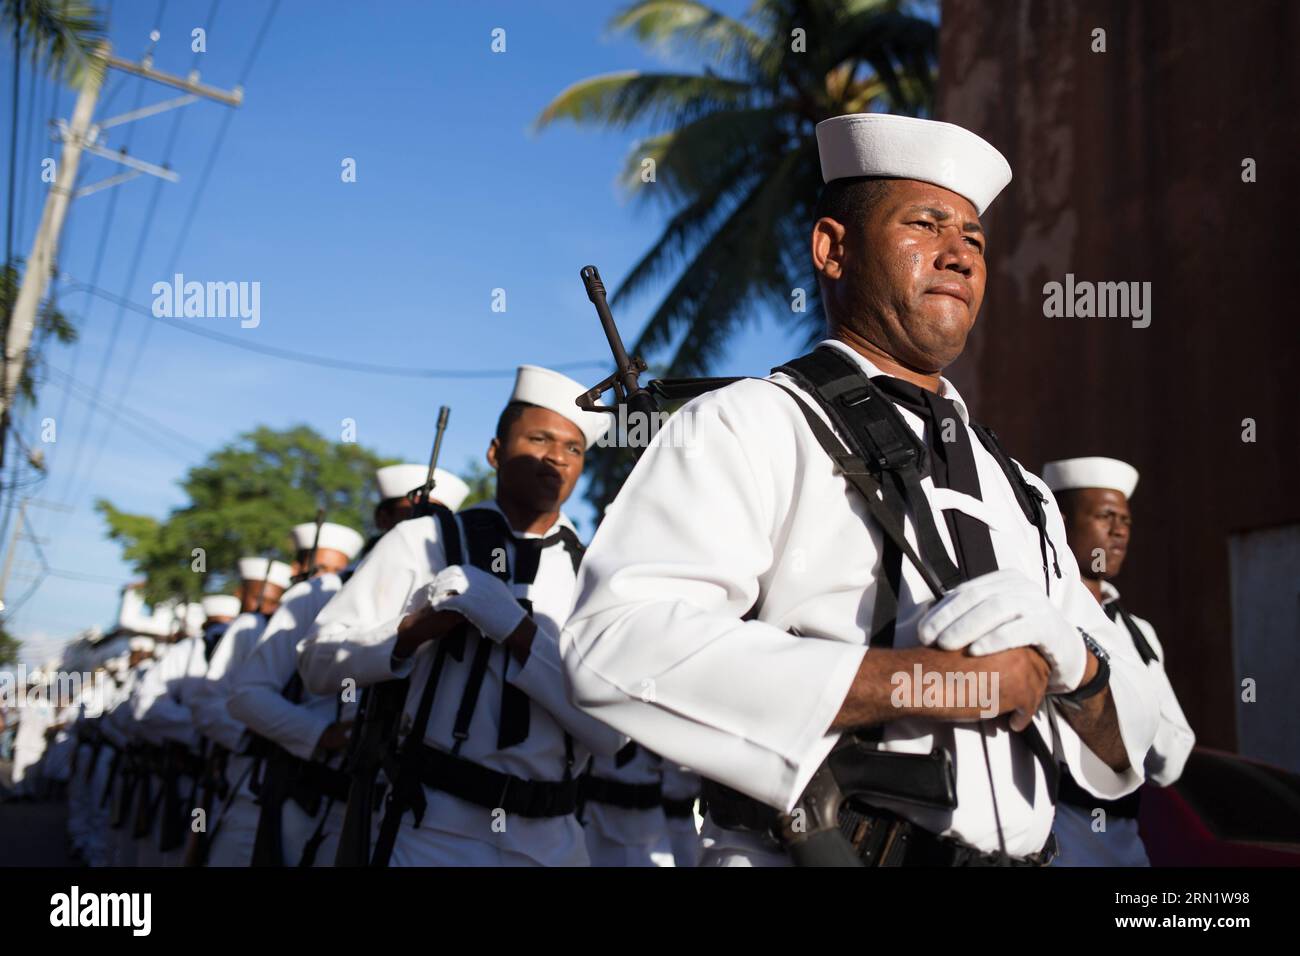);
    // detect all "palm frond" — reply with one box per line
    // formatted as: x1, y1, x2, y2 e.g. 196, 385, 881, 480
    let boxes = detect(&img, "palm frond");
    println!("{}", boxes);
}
535, 70, 753, 132
609, 0, 765, 74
